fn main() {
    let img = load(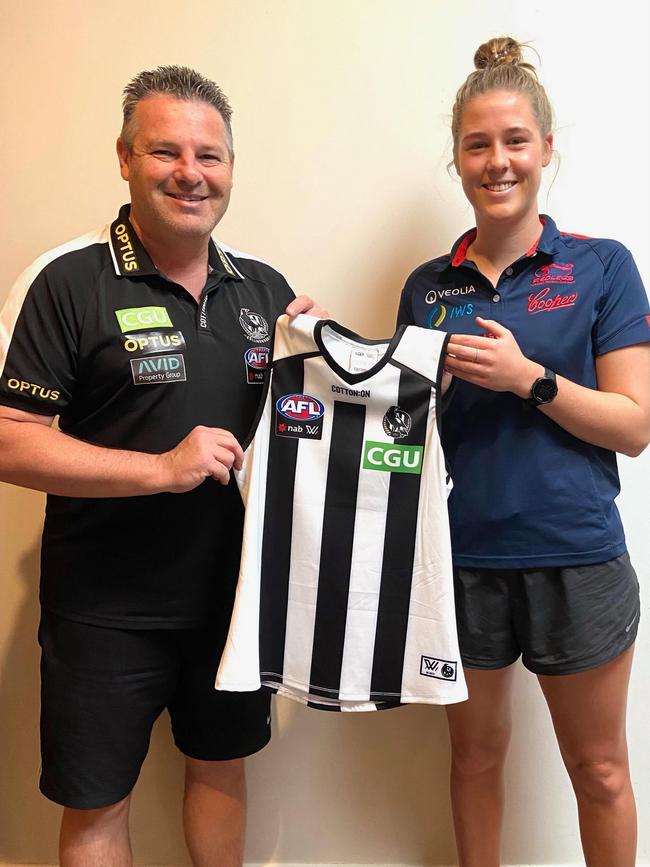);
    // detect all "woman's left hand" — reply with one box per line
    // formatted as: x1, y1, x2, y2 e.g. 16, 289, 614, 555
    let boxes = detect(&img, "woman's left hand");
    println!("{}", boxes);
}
445, 316, 542, 397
